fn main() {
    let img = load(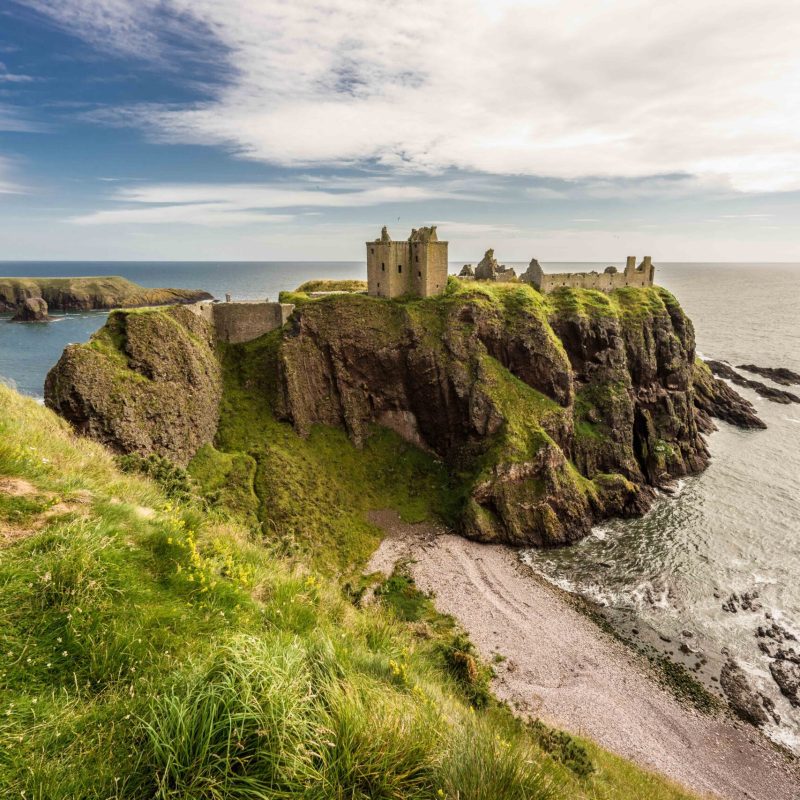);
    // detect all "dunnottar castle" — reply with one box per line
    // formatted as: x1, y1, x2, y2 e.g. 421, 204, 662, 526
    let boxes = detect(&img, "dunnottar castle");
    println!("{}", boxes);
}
192, 225, 655, 344
367, 225, 654, 298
